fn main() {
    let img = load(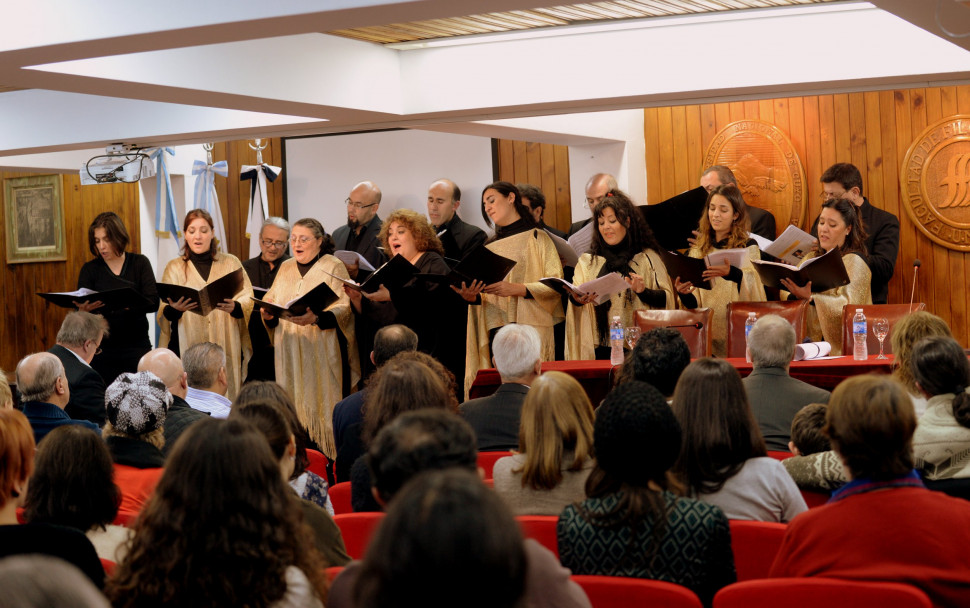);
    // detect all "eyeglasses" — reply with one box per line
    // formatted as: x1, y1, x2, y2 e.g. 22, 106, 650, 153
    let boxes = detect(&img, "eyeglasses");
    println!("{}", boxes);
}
289, 236, 316, 245
87, 340, 102, 356
345, 198, 378, 210
260, 239, 286, 249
